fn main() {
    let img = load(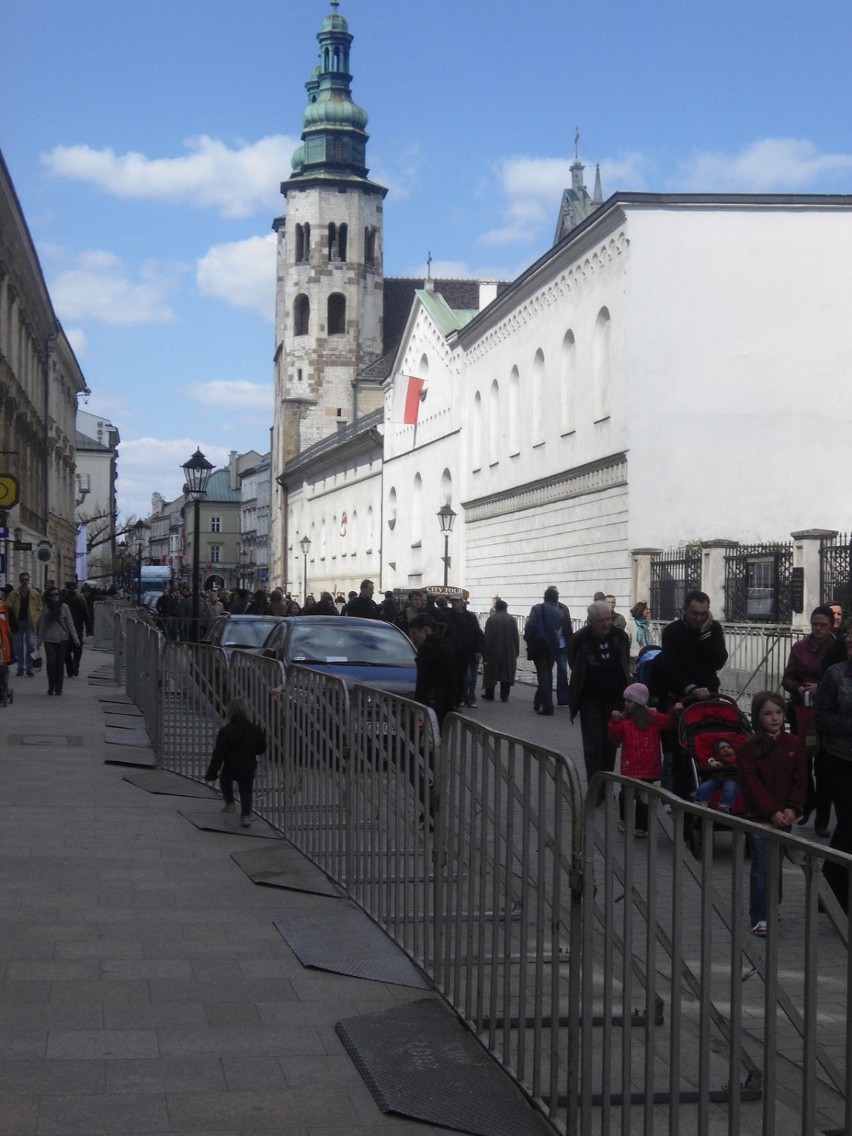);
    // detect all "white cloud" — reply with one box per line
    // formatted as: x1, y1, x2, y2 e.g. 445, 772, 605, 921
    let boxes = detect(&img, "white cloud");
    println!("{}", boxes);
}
479, 151, 649, 248
187, 381, 273, 426
50, 251, 179, 325
196, 233, 276, 321
370, 144, 423, 200
42, 134, 297, 219
116, 436, 232, 521
64, 327, 87, 357
673, 138, 852, 192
